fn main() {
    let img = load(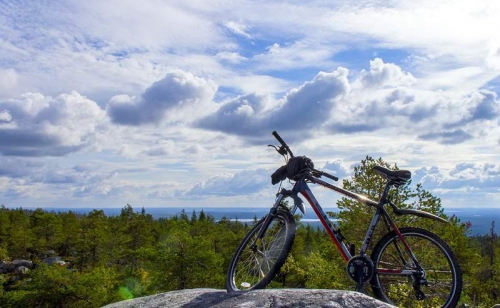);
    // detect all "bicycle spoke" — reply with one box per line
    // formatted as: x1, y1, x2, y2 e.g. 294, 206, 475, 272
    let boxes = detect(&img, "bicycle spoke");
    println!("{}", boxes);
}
372, 228, 461, 308
227, 211, 295, 292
